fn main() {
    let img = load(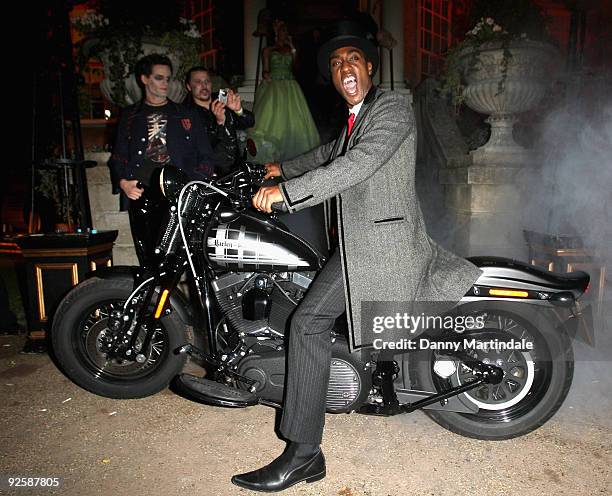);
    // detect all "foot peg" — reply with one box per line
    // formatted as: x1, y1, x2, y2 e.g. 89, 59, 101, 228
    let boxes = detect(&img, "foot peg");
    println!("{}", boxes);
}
176, 374, 259, 408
